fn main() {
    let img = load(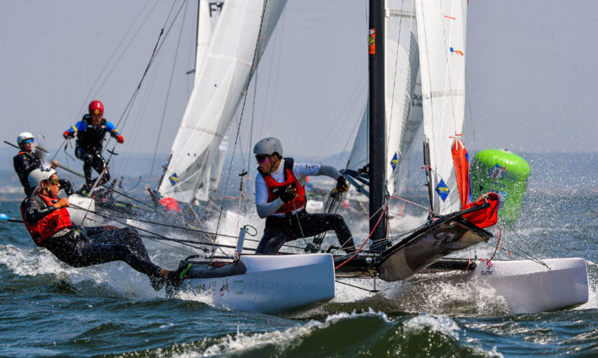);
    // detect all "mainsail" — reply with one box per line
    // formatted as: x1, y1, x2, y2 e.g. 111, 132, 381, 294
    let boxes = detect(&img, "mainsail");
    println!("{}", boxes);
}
417, 0, 467, 215
158, 0, 288, 203
346, 0, 423, 197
